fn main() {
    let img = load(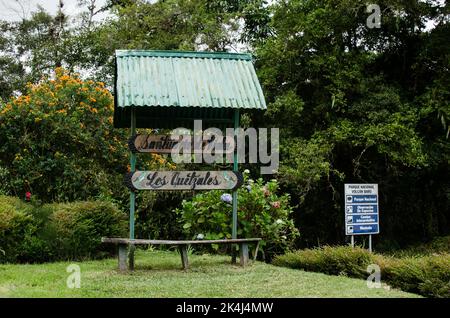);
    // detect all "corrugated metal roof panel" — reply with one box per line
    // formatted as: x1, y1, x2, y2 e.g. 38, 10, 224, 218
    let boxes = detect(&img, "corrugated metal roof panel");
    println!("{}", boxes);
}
113, 50, 266, 128
115, 50, 252, 60
115, 50, 266, 110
